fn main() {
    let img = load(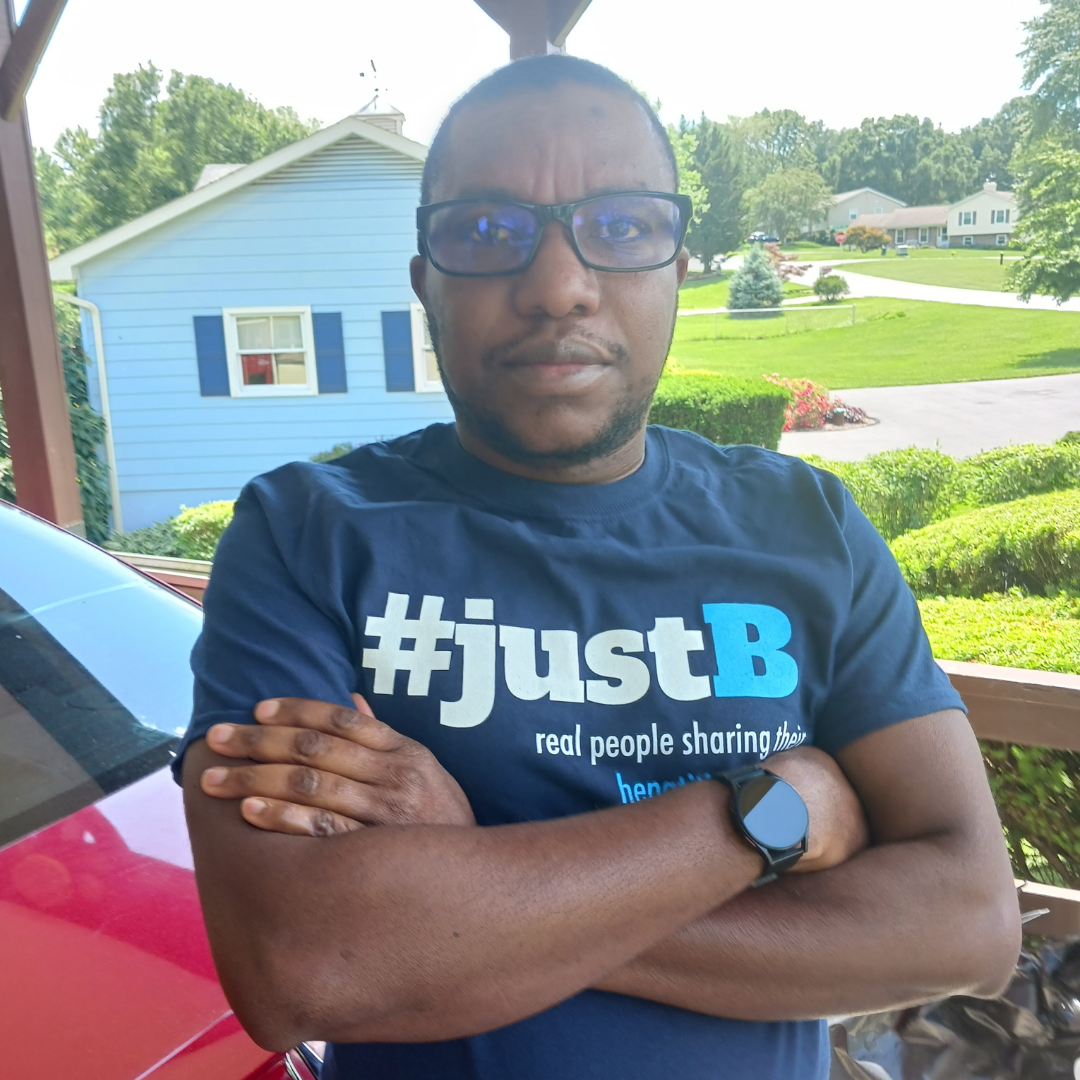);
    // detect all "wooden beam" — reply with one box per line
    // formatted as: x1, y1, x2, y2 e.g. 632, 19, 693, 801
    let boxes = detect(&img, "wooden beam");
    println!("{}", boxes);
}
0, 0, 67, 121
1017, 879, 1080, 939
472, 0, 593, 57
0, 0, 83, 532
939, 660, 1080, 752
